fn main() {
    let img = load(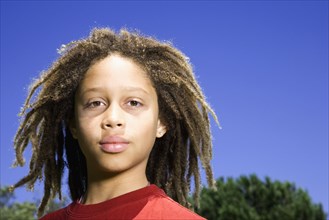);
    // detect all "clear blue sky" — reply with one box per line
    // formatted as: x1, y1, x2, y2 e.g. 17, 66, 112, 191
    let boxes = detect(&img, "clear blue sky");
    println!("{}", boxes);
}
1, 0, 328, 213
